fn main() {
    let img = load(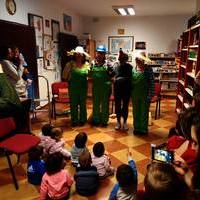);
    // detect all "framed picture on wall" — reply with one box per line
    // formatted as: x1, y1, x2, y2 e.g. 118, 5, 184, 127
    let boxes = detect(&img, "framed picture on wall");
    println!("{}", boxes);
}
44, 19, 51, 35
51, 19, 60, 42
43, 34, 55, 70
37, 58, 44, 75
135, 41, 146, 50
63, 14, 72, 32
28, 13, 44, 58
108, 36, 134, 54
